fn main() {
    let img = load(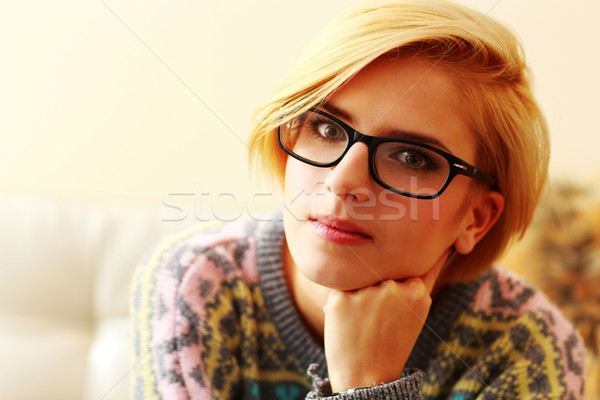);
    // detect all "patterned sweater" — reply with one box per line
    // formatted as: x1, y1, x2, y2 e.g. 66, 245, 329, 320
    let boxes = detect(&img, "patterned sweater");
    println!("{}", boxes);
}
131, 214, 586, 399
